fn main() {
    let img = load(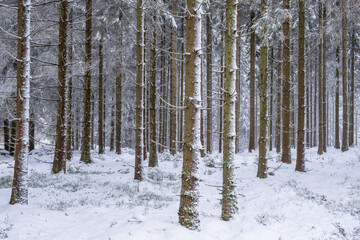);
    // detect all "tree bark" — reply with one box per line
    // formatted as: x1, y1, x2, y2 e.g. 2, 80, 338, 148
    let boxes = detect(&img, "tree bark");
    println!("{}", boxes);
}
98, 35, 104, 154
335, 46, 340, 149
115, 73, 122, 154
341, 0, 348, 152
52, 0, 68, 174
349, 28, 355, 147
206, 13, 213, 154
257, 0, 268, 179
178, 0, 202, 229
281, 0, 291, 164
10, 0, 31, 205
10, 121, 16, 156
4, 119, 9, 151
222, 0, 238, 219
149, 4, 157, 167
322, 4, 327, 152
276, 41, 282, 153
66, 8, 73, 161
134, 0, 144, 180
80, 0, 93, 163
249, 10, 256, 152
296, 0, 305, 172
